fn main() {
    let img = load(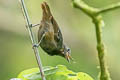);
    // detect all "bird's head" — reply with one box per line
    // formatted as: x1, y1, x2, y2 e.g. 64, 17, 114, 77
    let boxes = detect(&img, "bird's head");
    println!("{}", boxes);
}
59, 45, 72, 62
